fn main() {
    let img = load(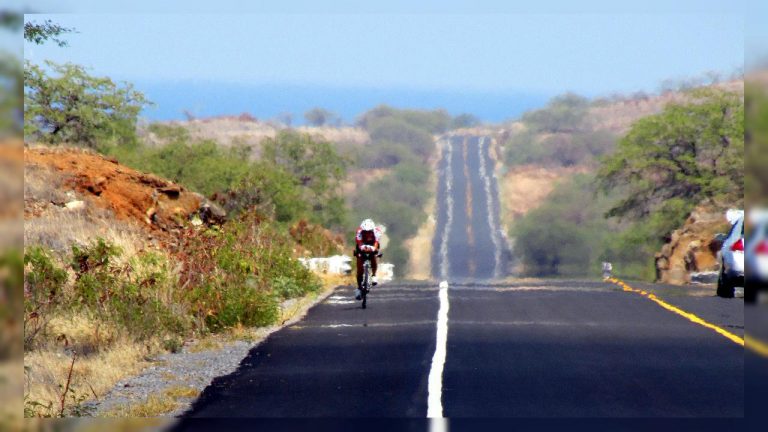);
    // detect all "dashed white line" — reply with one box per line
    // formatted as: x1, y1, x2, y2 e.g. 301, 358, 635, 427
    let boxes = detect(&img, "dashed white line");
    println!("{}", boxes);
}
427, 280, 450, 418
